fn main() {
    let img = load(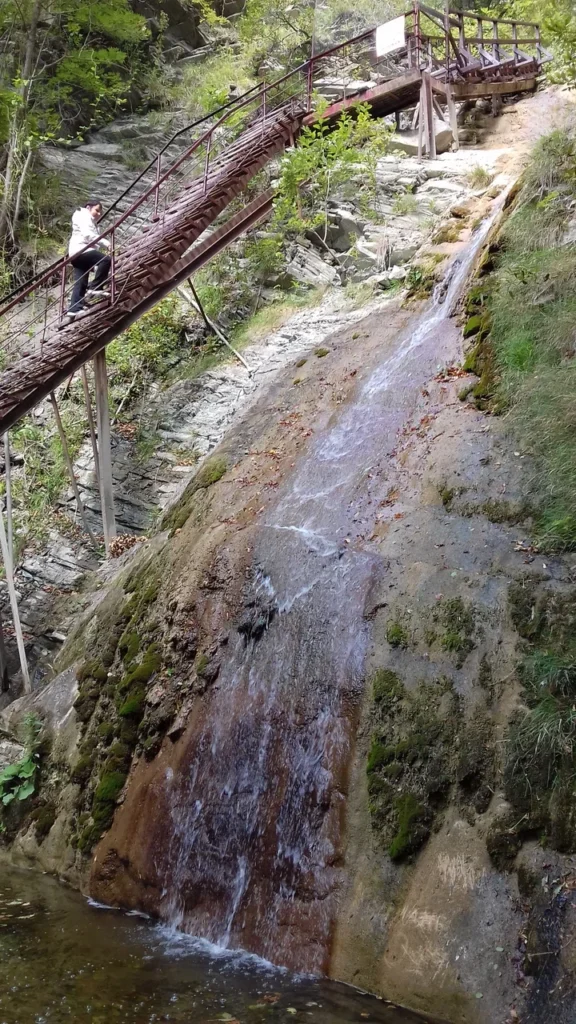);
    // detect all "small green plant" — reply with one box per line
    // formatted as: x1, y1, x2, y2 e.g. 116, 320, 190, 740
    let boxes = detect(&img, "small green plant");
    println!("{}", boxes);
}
392, 193, 418, 216
386, 621, 410, 648
0, 755, 37, 806
0, 714, 42, 811
467, 165, 494, 189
